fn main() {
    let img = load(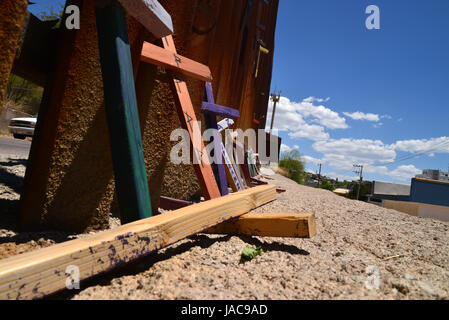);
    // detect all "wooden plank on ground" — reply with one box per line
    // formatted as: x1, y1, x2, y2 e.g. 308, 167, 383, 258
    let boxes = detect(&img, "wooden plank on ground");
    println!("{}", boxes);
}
159, 196, 193, 211
95, 0, 152, 223
118, 0, 173, 38
0, 185, 276, 300
161, 35, 221, 200
141, 41, 212, 82
206, 213, 316, 238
